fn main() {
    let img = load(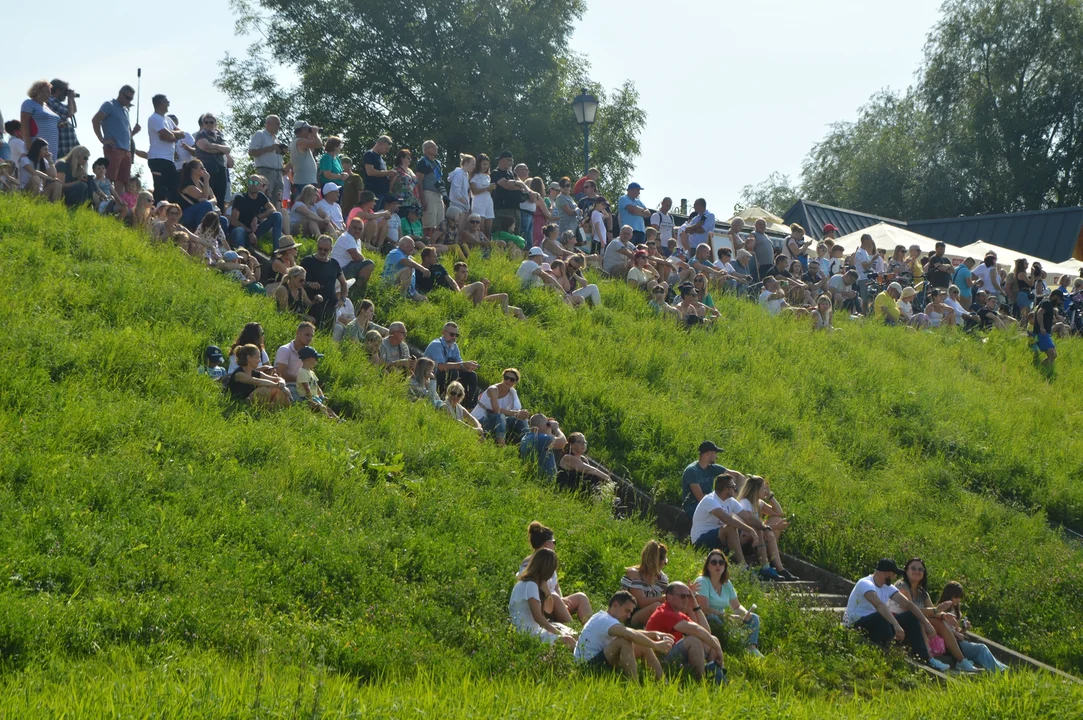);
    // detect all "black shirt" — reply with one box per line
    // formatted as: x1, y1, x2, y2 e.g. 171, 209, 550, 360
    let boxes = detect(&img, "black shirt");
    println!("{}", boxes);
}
300, 255, 343, 308
1033, 299, 1056, 334
415, 263, 451, 294
977, 306, 997, 330
232, 192, 270, 228
927, 255, 953, 288
227, 368, 264, 401
766, 267, 793, 279
491, 168, 520, 210
363, 150, 389, 197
